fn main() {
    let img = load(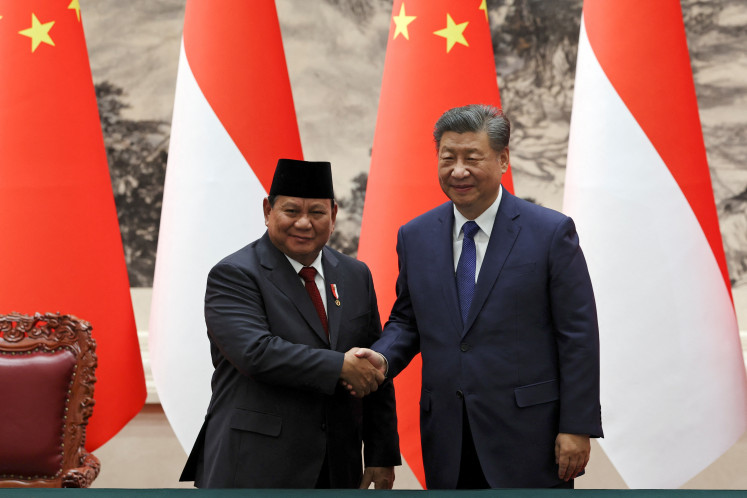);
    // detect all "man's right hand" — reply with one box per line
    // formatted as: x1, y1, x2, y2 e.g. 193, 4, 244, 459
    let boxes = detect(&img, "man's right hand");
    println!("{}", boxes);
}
354, 347, 387, 375
340, 348, 385, 398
